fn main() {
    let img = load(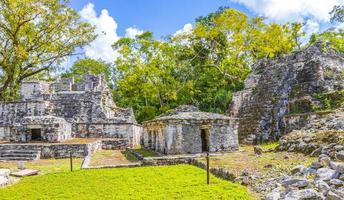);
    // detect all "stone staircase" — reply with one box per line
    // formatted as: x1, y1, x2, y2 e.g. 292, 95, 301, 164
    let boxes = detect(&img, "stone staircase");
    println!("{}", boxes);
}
0, 149, 40, 161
